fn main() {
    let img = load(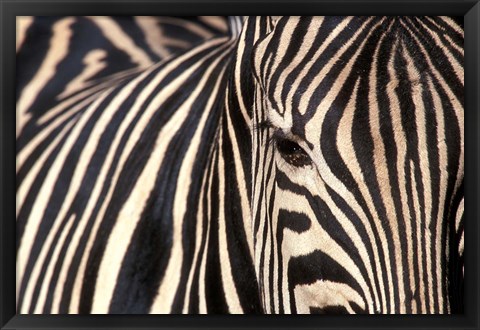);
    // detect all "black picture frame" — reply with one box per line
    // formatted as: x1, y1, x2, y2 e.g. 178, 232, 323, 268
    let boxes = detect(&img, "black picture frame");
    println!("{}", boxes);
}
1, 1, 479, 329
